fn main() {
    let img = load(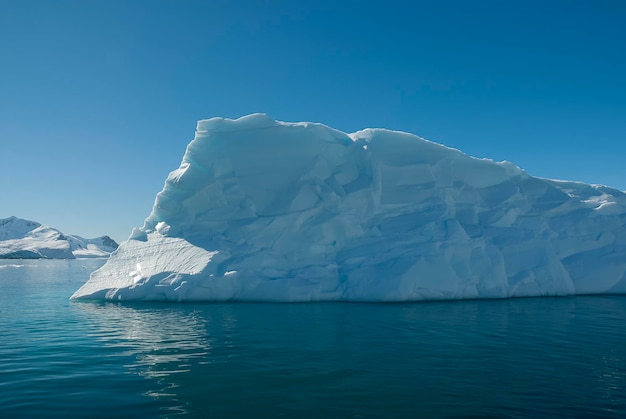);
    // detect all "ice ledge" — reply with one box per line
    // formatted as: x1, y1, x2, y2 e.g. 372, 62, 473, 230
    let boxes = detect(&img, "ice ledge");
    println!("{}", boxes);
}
196, 113, 279, 133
